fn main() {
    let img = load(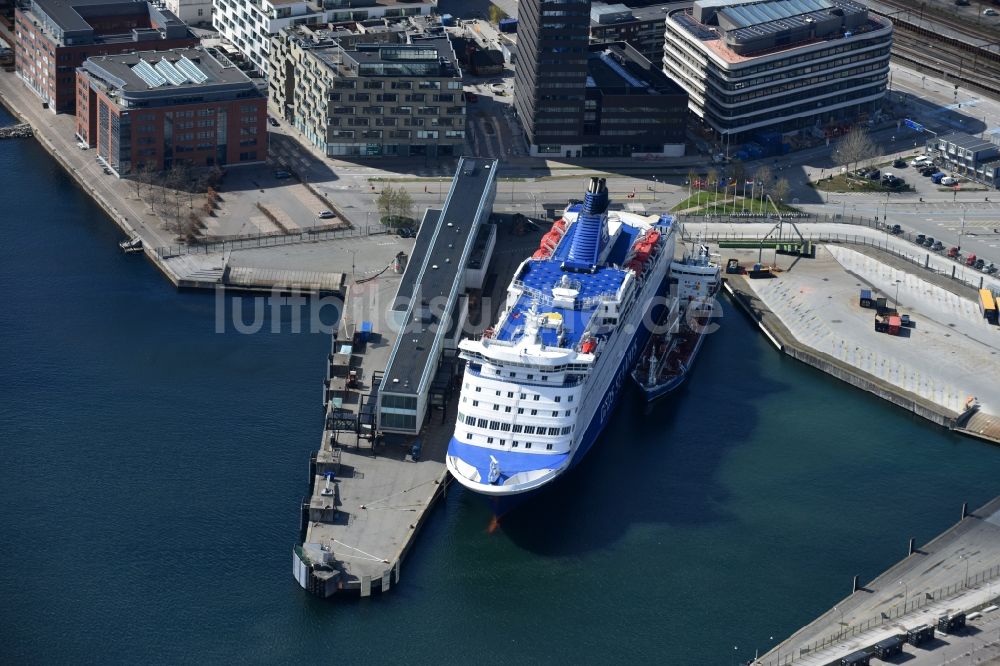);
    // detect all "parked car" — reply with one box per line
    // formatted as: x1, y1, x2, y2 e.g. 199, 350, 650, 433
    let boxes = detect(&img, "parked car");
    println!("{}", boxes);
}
317, 210, 335, 219
916, 233, 927, 245
931, 172, 946, 184
868, 169, 882, 180
911, 157, 930, 168
932, 240, 945, 251
268, 116, 279, 127
966, 253, 978, 266
924, 236, 935, 247
921, 166, 938, 176
274, 170, 291, 179
984, 8, 999, 16
941, 176, 958, 186
893, 159, 907, 168
891, 224, 903, 235
948, 246, 961, 258
986, 263, 998, 274
397, 226, 415, 238
974, 258, 986, 270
